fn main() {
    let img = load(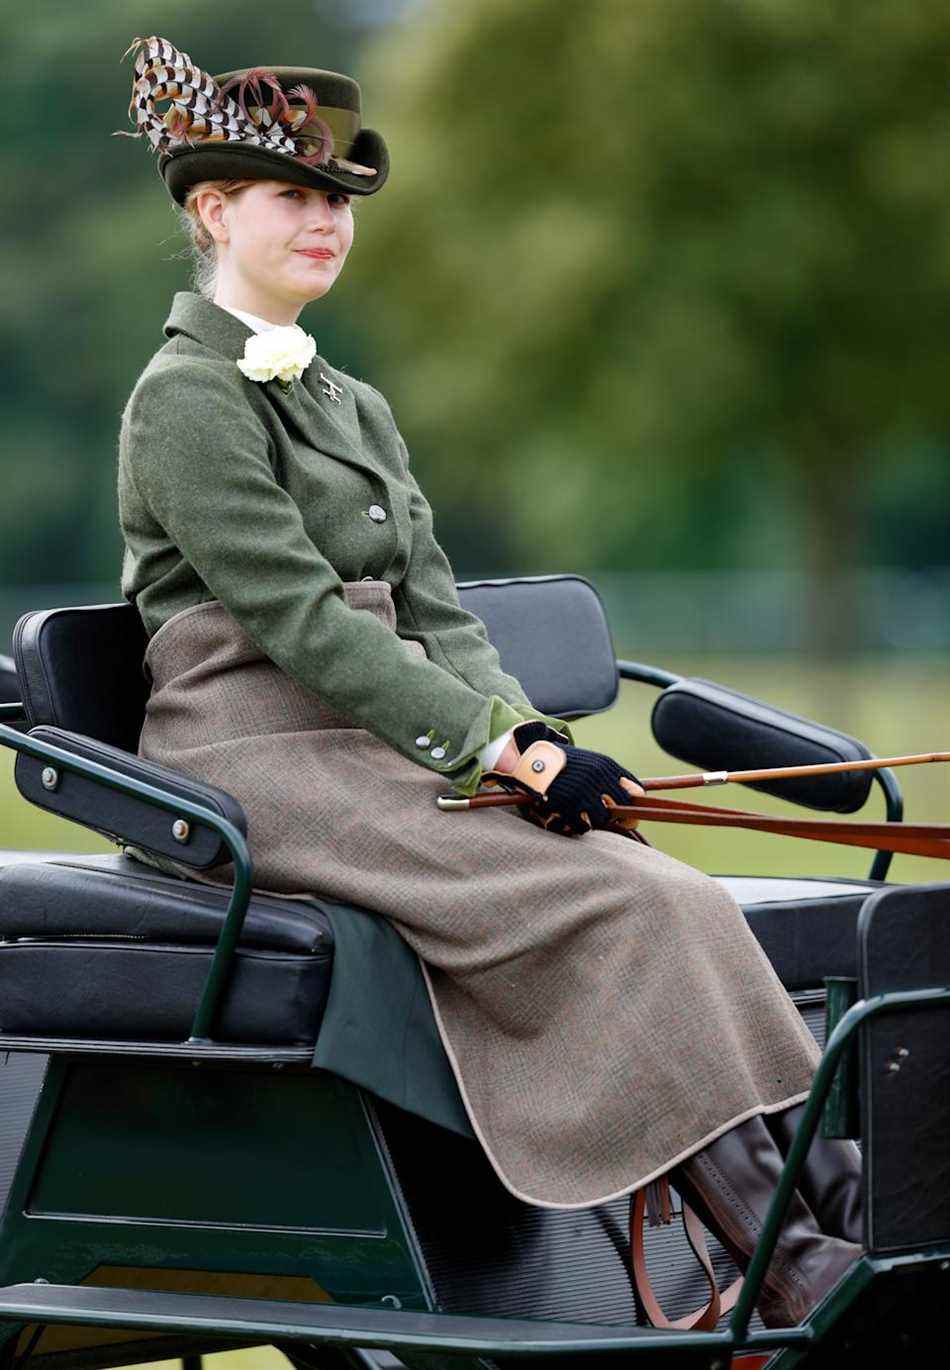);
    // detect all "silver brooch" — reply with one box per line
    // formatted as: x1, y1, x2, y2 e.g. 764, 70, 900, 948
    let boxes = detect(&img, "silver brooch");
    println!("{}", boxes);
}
320, 372, 344, 405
